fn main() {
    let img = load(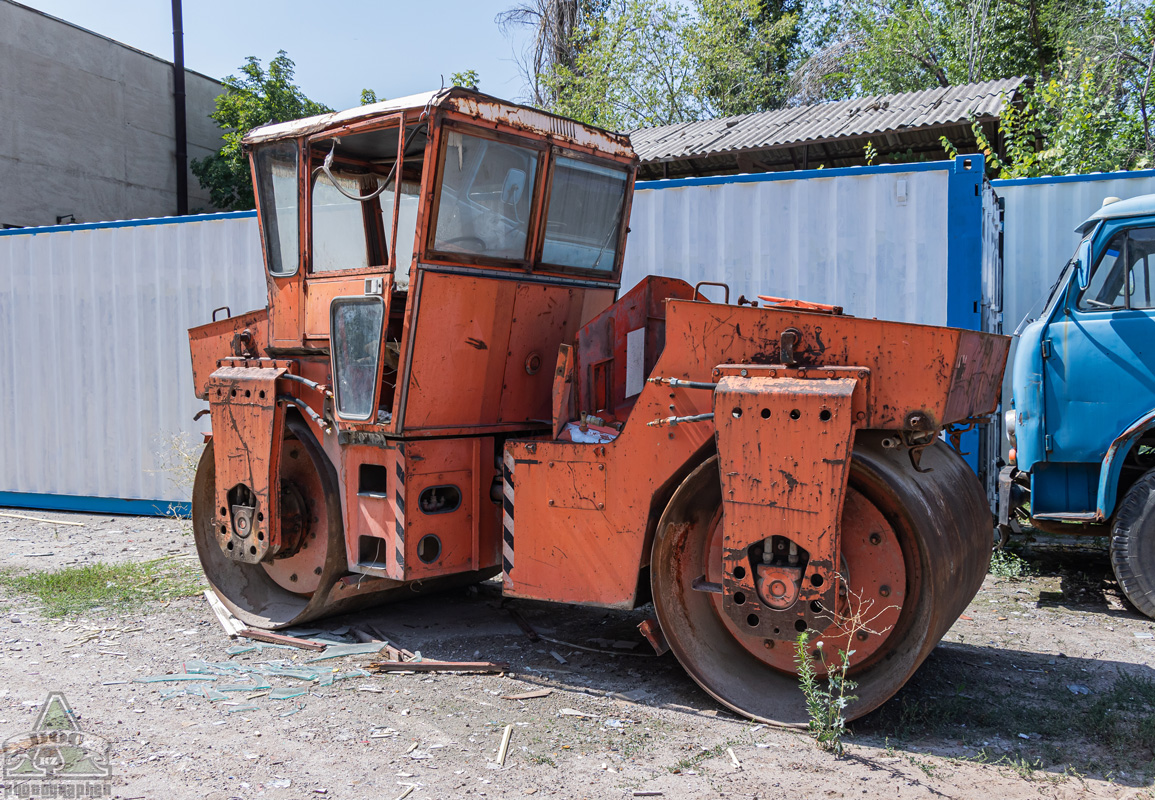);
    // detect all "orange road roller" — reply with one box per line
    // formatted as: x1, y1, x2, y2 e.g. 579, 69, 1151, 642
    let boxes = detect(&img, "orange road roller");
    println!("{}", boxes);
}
188, 88, 1010, 724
